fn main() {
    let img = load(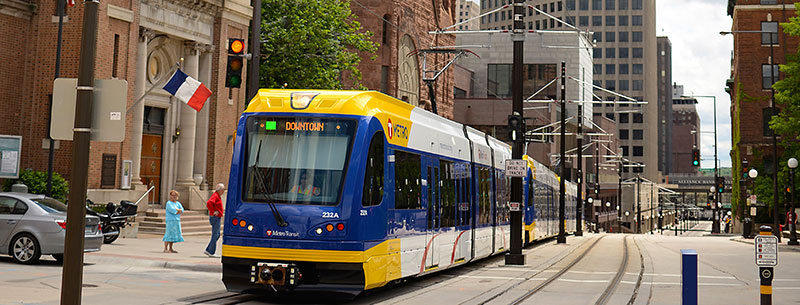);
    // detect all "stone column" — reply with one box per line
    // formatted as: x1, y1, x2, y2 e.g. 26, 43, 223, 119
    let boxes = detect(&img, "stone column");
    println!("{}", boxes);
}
176, 42, 200, 196
130, 28, 153, 190
193, 45, 213, 190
